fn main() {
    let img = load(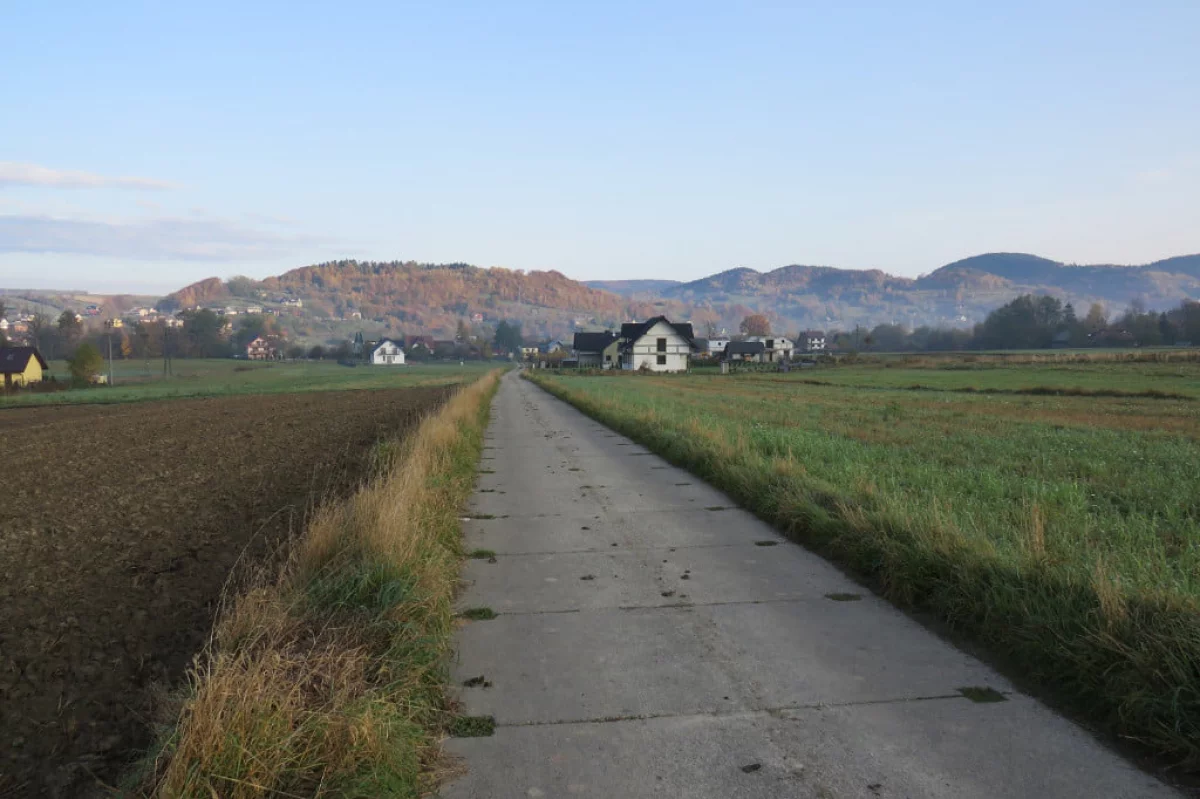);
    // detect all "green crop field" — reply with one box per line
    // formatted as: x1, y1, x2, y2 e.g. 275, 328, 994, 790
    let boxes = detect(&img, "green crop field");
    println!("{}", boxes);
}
529, 360, 1200, 769
3, 359, 498, 408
